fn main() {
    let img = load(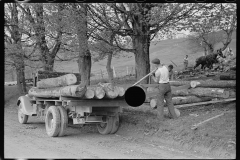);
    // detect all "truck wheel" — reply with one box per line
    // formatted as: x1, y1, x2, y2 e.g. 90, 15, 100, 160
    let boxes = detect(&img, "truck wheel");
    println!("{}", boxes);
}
97, 116, 113, 135
18, 102, 28, 124
110, 114, 120, 134
45, 106, 61, 137
57, 106, 68, 137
